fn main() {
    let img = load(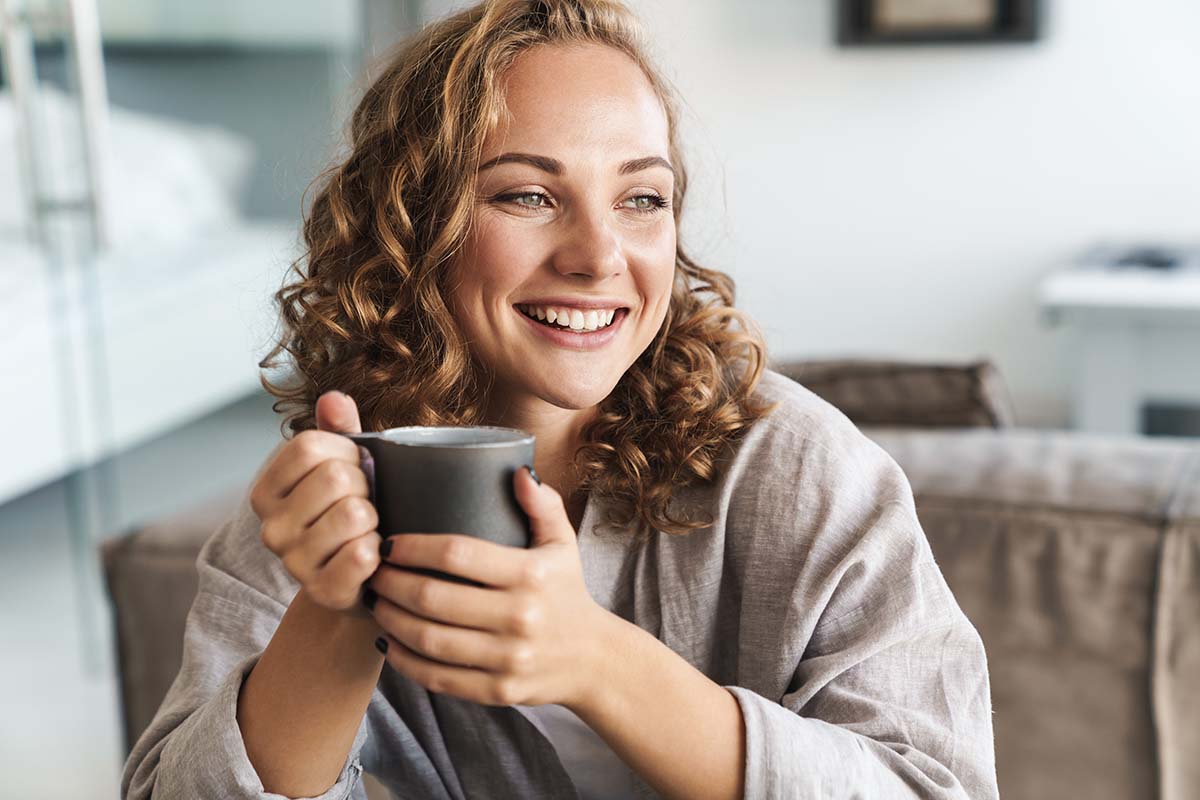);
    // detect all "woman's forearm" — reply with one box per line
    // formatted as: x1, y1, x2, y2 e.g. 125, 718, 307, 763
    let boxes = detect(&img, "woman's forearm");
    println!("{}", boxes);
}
570, 614, 746, 800
236, 589, 385, 796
